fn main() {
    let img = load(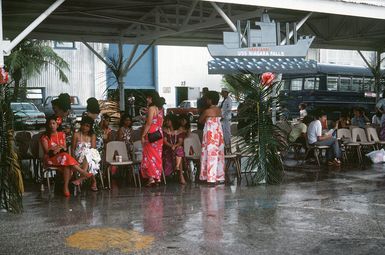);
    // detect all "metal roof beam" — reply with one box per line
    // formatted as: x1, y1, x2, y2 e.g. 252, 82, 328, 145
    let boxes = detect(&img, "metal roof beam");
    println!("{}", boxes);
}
5, 0, 65, 54
202, 0, 385, 20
